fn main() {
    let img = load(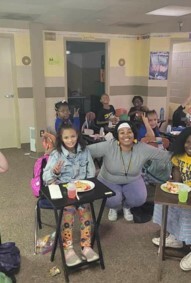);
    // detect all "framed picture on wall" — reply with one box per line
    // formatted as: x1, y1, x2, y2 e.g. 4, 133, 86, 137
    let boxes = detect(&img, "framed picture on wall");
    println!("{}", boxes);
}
149, 52, 169, 80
